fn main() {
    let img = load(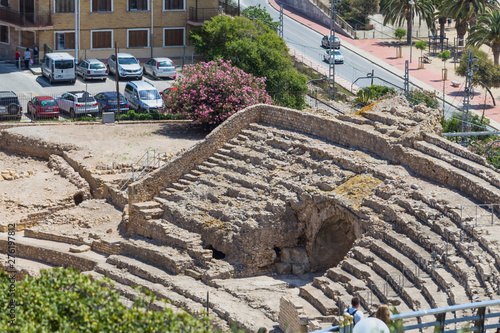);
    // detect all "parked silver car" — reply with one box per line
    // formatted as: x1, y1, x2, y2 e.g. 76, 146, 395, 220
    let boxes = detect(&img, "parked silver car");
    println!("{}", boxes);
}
107, 53, 142, 80
76, 58, 108, 81
143, 58, 177, 79
56, 91, 99, 118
